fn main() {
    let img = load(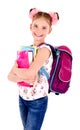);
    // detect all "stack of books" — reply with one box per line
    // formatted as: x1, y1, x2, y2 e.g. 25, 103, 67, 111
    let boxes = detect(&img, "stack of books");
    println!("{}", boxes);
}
17, 45, 37, 87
